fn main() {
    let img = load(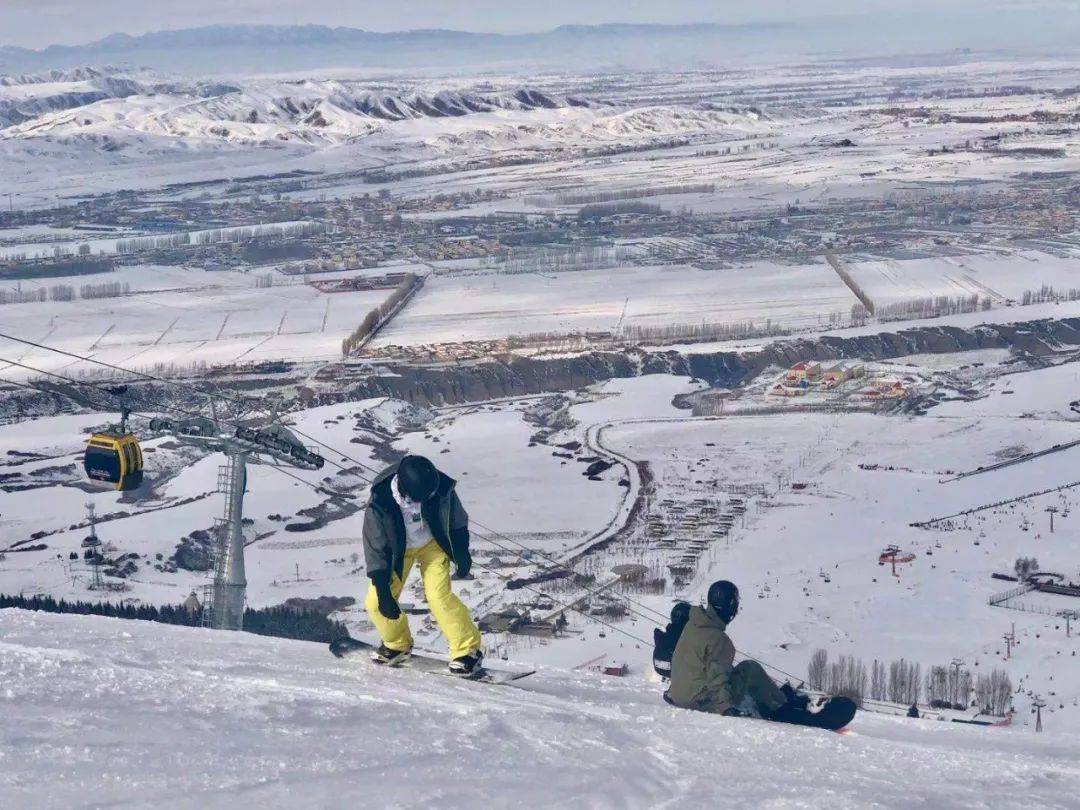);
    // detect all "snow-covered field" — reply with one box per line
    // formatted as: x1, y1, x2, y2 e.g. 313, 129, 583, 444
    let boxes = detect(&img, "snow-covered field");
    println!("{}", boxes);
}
373, 261, 856, 346
3, 609, 1080, 810
5, 362, 1079, 727
0, 266, 388, 374
847, 251, 1080, 308
598, 406, 1080, 705
0, 389, 635, 611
